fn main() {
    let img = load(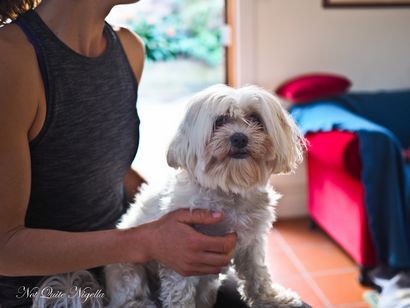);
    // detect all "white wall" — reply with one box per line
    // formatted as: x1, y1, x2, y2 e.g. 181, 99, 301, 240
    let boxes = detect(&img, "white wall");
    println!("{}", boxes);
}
270, 159, 308, 218
235, 0, 410, 218
236, 0, 410, 91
